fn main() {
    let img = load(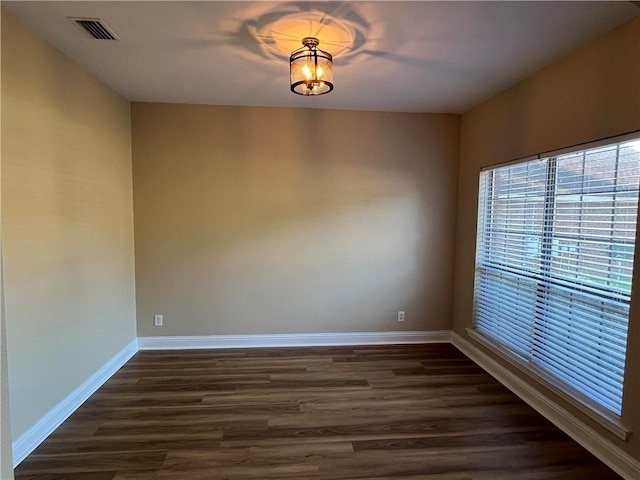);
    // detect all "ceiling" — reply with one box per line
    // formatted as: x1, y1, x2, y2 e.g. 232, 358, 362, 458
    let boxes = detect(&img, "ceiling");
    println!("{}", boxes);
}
3, 1, 639, 113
